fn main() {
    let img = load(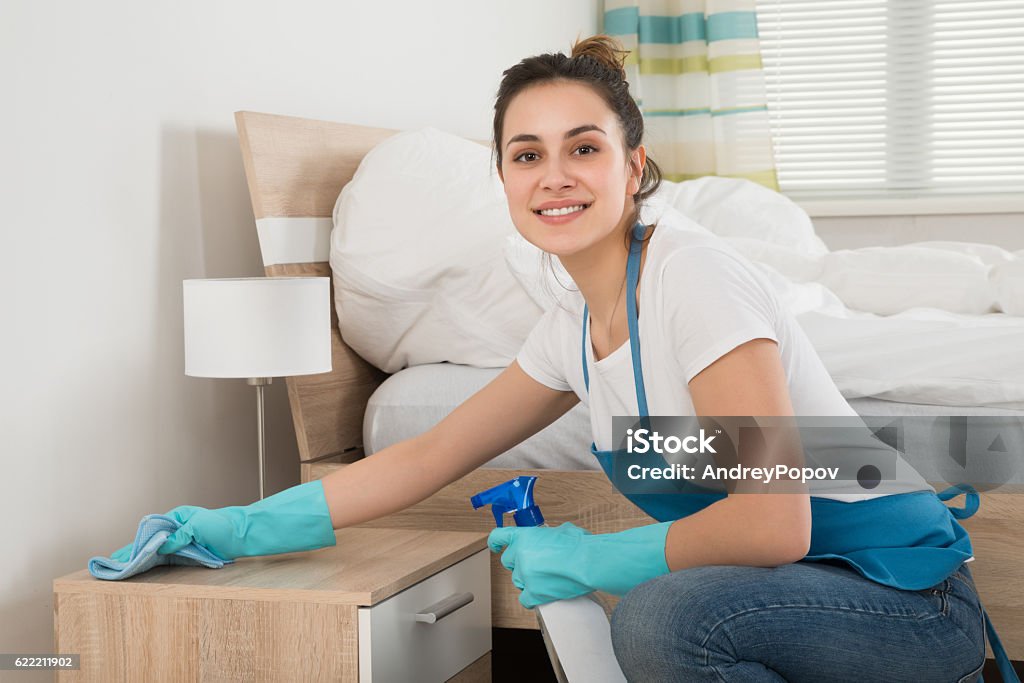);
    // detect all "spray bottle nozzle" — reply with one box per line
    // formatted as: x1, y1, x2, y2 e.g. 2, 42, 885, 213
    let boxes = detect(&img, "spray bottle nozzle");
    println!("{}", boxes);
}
470, 476, 545, 528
